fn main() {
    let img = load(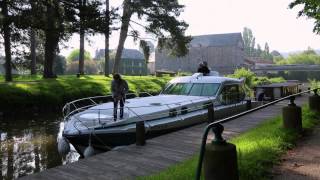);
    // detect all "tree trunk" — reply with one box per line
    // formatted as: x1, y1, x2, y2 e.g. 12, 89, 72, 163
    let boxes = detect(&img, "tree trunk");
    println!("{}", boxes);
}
79, 0, 86, 75
43, 3, 58, 78
104, 0, 110, 76
30, 29, 37, 75
113, 0, 133, 74
79, 29, 85, 75
43, 31, 58, 78
2, 0, 12, 82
